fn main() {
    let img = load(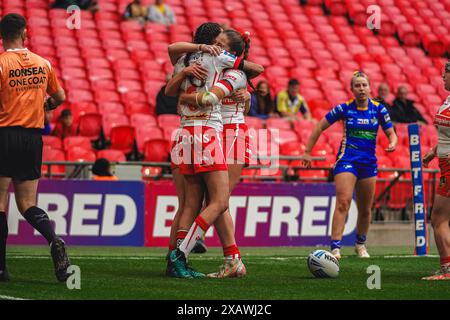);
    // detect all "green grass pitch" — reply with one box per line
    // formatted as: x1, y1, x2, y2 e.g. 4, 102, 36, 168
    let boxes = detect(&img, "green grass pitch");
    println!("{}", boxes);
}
0, 246, 449, 300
